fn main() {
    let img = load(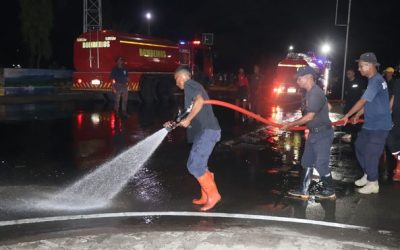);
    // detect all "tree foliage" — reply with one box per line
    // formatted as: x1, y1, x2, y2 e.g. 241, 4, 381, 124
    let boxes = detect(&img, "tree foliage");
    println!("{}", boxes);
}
20, 0, 53, 68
